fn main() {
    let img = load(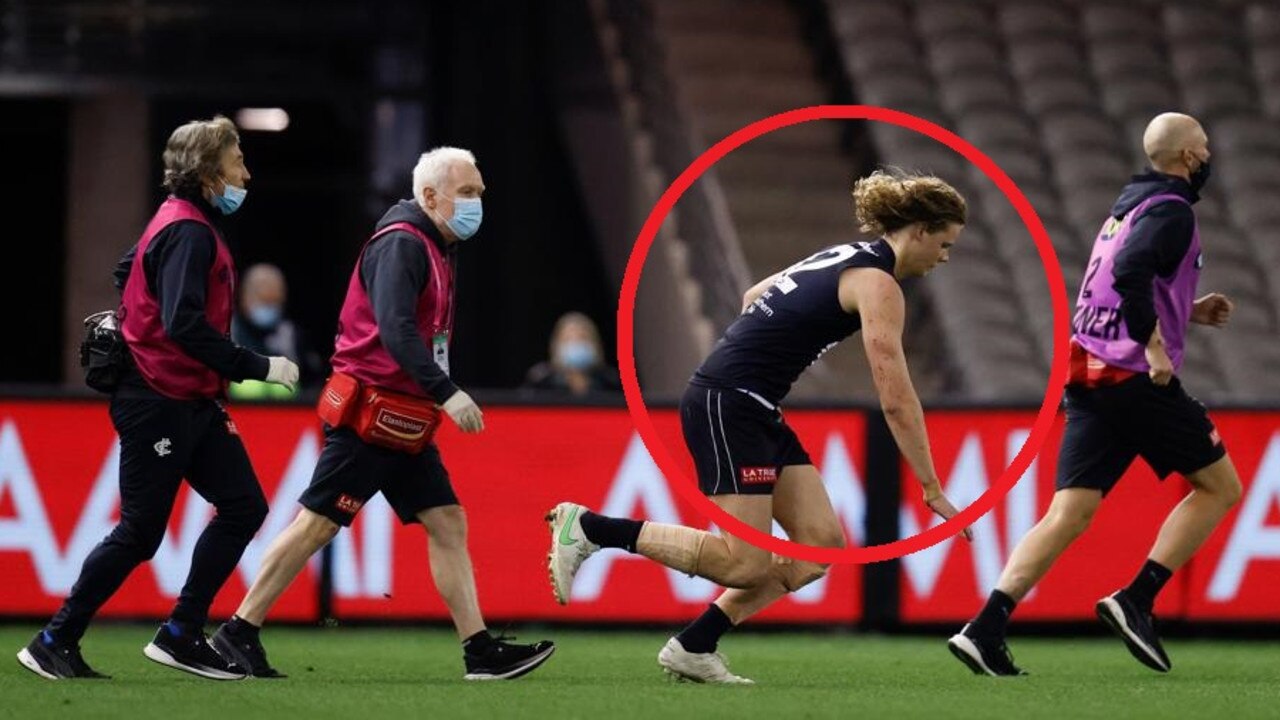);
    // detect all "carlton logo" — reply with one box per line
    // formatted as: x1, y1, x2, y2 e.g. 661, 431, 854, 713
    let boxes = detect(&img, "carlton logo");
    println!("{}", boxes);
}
740, 466, 778, 485
375, 409, 427, 439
